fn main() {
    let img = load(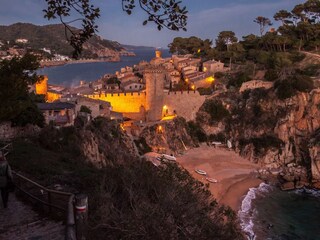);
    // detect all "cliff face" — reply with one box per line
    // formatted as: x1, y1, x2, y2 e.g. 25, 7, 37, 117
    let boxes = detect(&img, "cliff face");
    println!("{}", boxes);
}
39, 117, 138, 168
139, 117, 197, 154
198, 88, 320, 186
